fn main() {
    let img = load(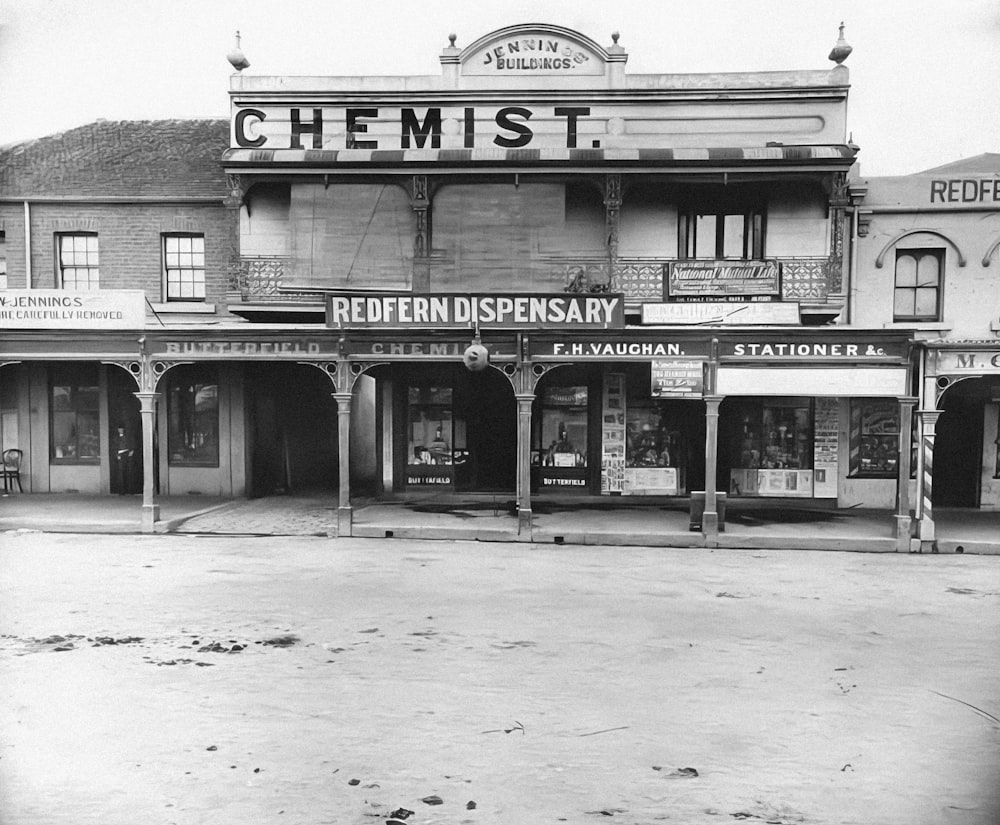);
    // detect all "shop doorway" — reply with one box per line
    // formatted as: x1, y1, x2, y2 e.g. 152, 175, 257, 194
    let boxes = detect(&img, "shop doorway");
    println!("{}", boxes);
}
245, 364, 338, 496
454, 367, 516, 492
107, 367, 143, 494
933, 379, 987, 508
399, 364, 516, 494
